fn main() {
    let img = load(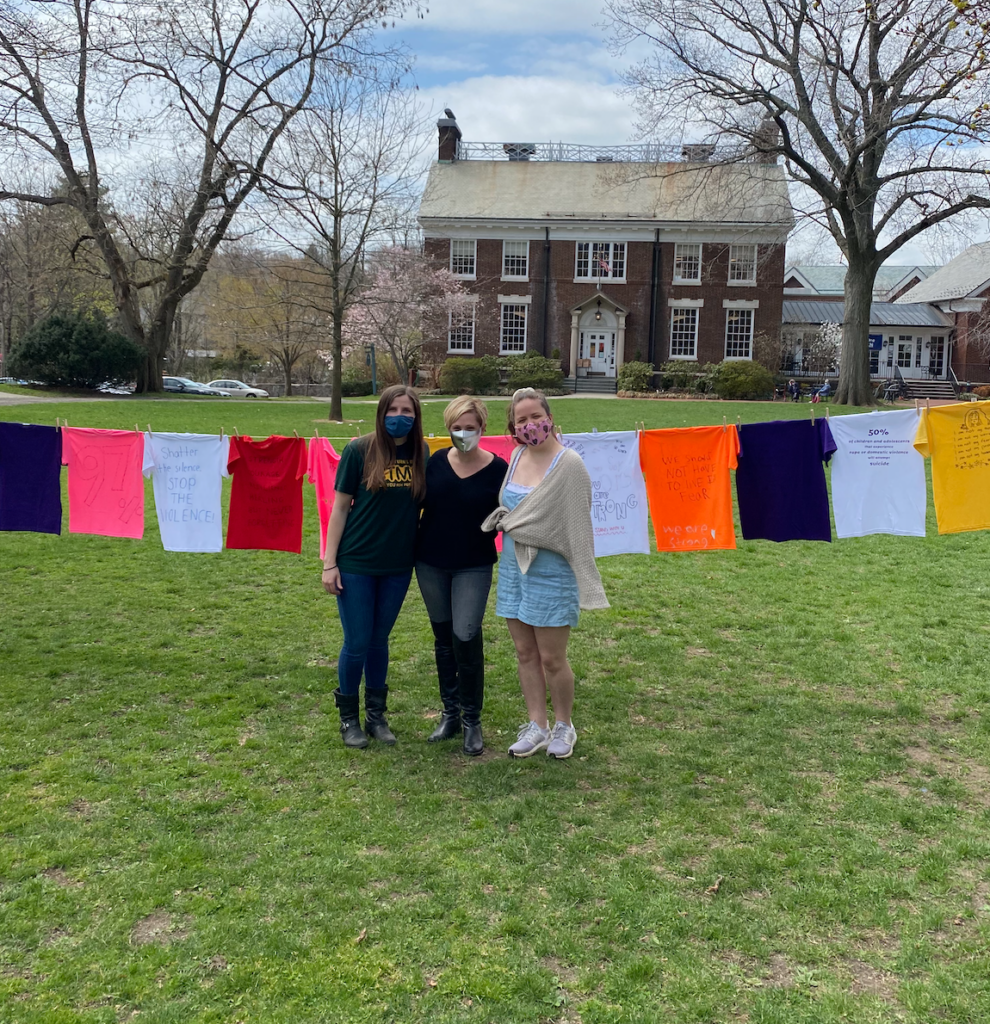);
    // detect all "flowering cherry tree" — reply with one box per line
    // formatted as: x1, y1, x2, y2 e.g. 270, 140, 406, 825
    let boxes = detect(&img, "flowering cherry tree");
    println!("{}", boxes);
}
347, 247, 468, 385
